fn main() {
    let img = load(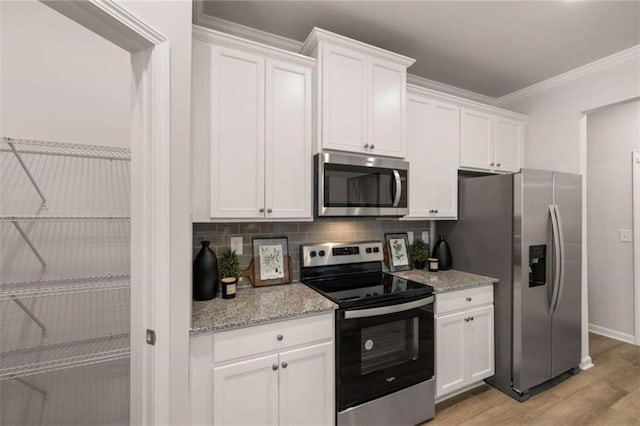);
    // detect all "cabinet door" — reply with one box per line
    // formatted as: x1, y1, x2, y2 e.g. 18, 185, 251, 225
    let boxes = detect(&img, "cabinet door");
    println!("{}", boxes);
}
426, 102, 459, 218
210, 46, 265, 219
435, 310, 466, 398
467, 305, 495, 382
279, 342, 334, 426
213, 354, 279, 426
460, 109, 493, 171
368, 58, 406, 158
321, 44, 368, 153
494, 117, 523, 173
265, 59, 312, 219
406, 94, 432, 218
